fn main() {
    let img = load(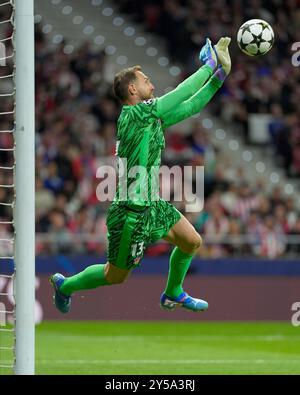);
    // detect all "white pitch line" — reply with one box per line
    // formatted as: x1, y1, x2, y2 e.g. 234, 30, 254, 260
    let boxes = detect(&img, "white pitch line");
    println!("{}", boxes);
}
44, 334, 300, 342
36, 359, 300, 365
